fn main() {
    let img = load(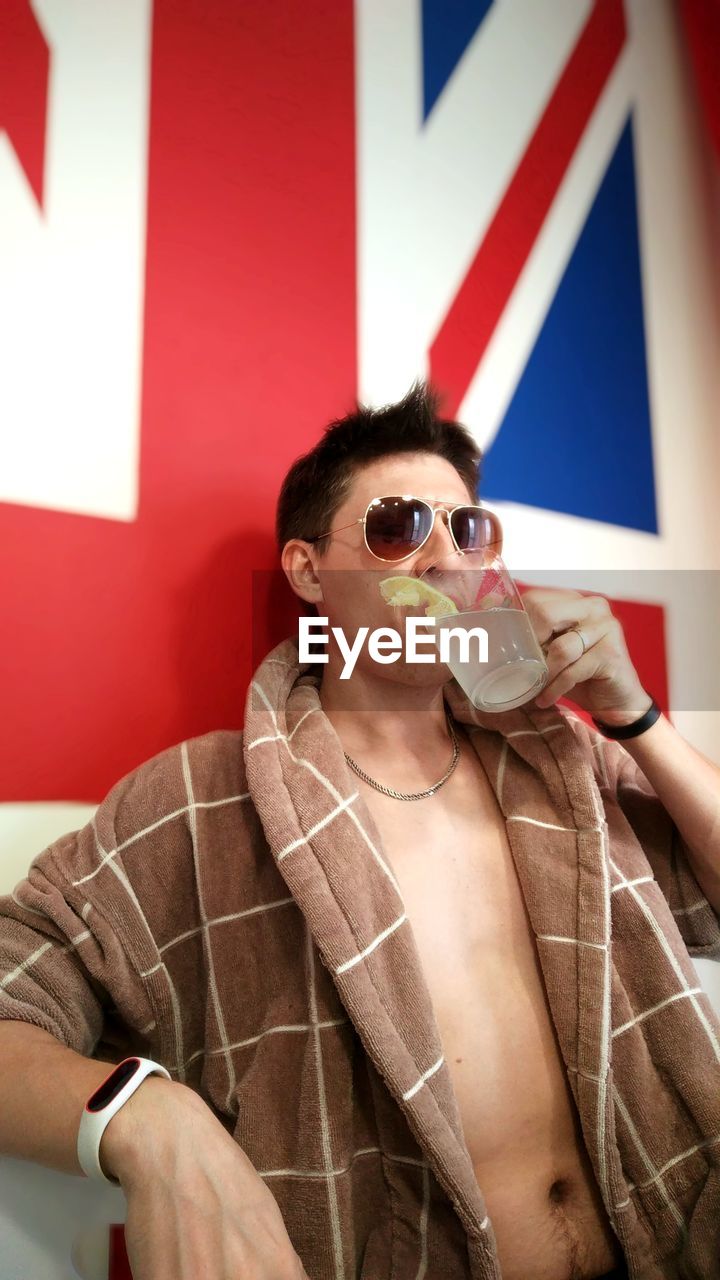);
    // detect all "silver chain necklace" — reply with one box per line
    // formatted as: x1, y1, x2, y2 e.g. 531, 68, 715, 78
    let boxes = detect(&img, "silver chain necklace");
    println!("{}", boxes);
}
343, 713, 460, 801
